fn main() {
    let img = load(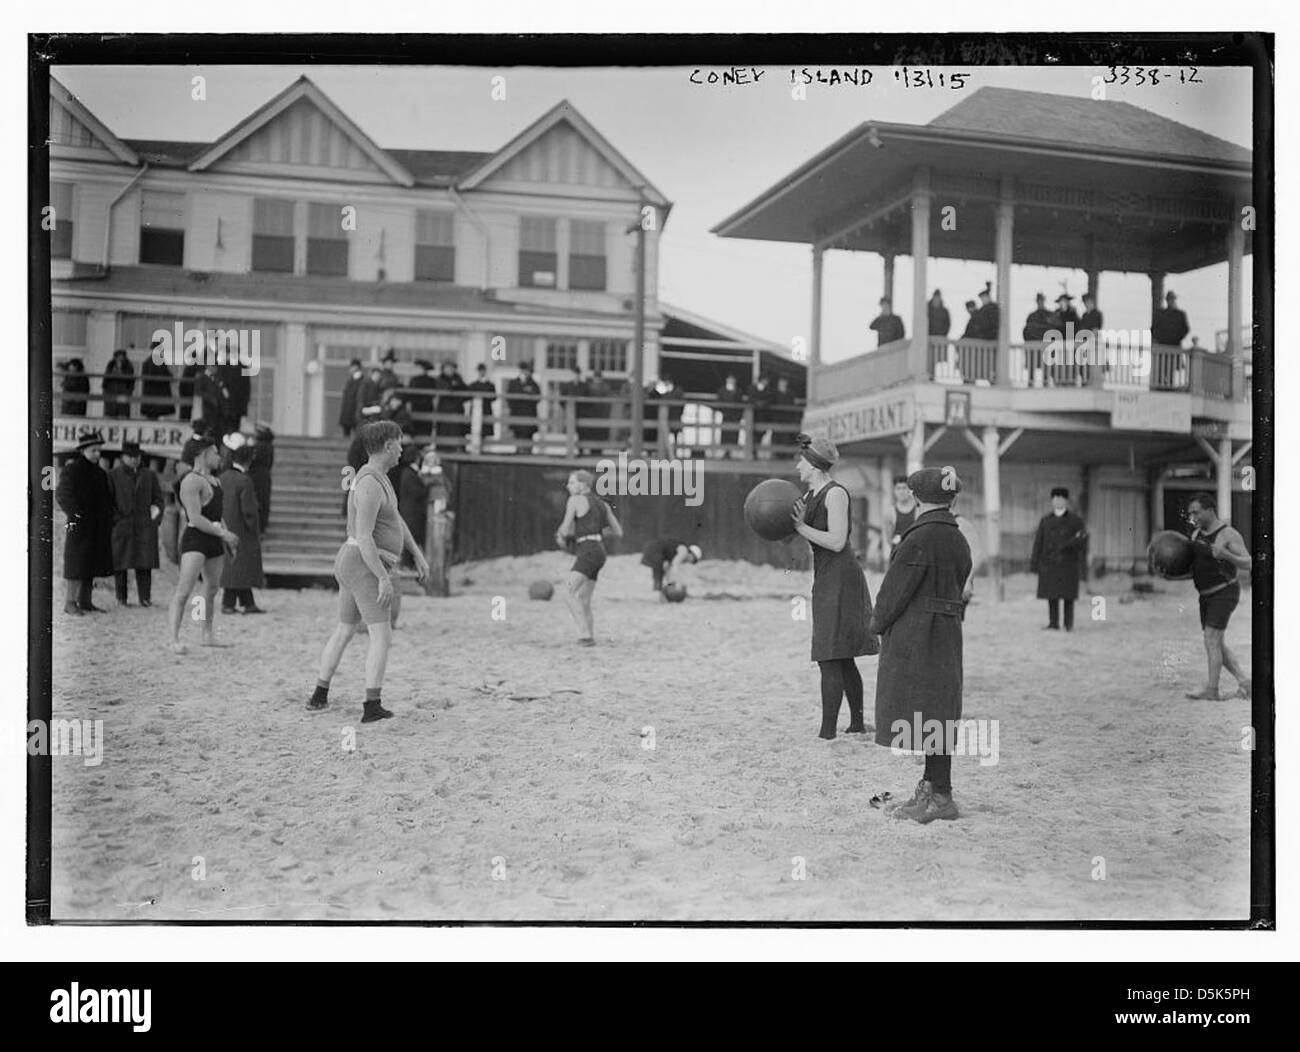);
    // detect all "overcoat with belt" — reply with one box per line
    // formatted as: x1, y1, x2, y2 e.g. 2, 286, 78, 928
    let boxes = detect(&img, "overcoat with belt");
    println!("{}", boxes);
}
869, 508, 972, 748
218, 467, 265, 589
55, 454, 114, 580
